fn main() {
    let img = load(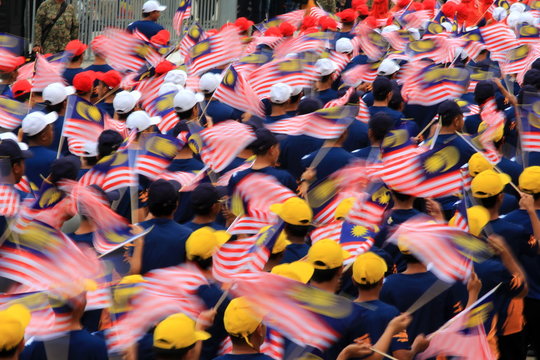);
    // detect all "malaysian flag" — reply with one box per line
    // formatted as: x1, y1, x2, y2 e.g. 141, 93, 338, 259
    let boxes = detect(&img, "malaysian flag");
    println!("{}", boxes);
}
339, 221, 376, 265
135, 134, 181, 179
451, 196, 469, 232
273, 32, 328, 58
382, 29, 416, 51
520, 94, 540, 152
0, 96, 28, 130
0, 48, 24, 71
276, 9, 306, 28
178, 23, 206, 62
479, 22, 517, 54
172, 0, 192, 35
341, 62, 380, 85
213, 66, 265, 118
0, 33, 26, 55
146, 91, 179, 133
98, 28, 156, 73
346, 183, 390, 230
79, 149, 137, 192
105, 116, 129, 138
500, 44, 535, 76
400, 9, 432, 29
235, 49, 274, 76
324, 87, 355, 109
190, 120, 256, 173
460, 29, 487, 61
32, 53, 66, 91
0, 185, 20, 217
266, 106, 356, 139
405, 37, 461, 64
63, 95, 105, 155
475, 99, 504, 164
354, 25, 386, 60
187, 26, 243, 75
